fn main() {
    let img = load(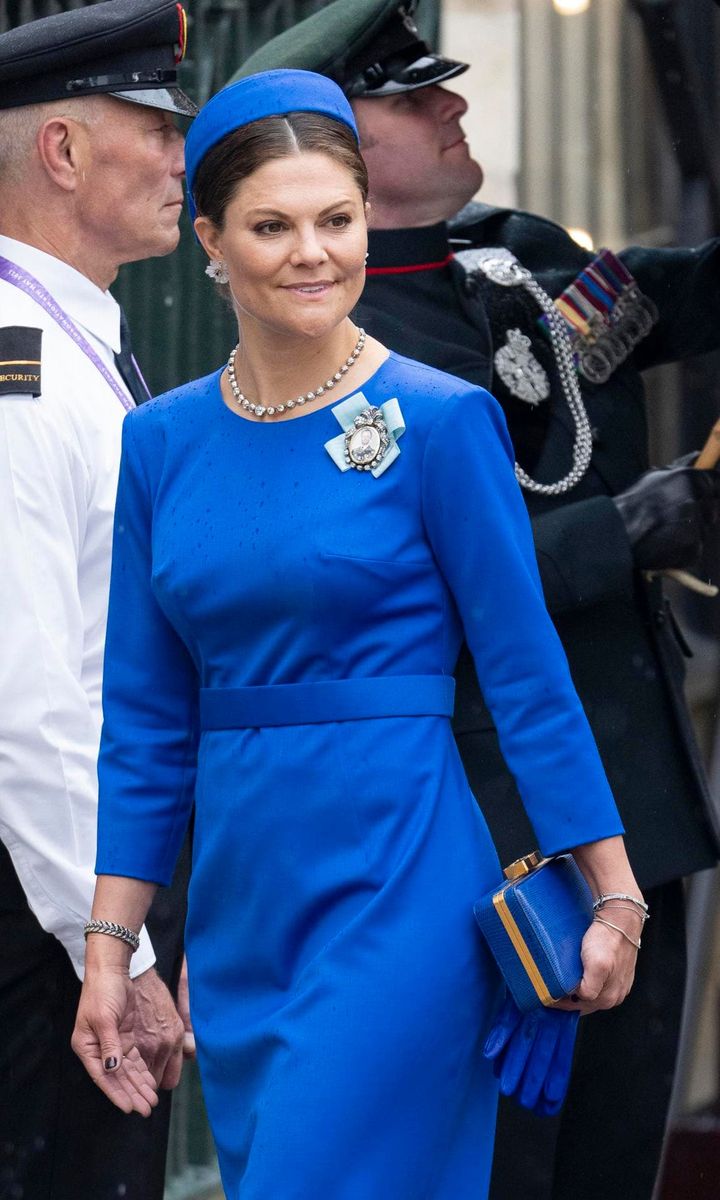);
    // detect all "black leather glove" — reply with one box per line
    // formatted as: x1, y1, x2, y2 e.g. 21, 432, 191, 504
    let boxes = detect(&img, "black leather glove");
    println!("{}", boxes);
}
612, 454, 720, 572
